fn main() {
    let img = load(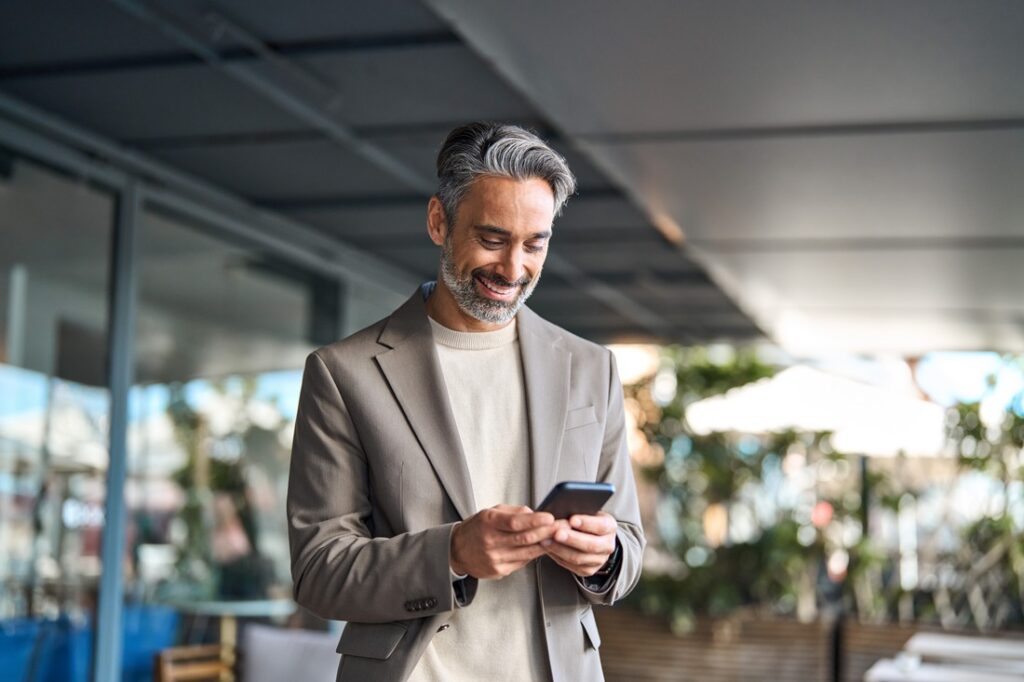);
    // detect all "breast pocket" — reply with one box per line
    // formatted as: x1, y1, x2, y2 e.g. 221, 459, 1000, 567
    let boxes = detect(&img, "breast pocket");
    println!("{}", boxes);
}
561, 405, 602, 480
564, 405, 597, 431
